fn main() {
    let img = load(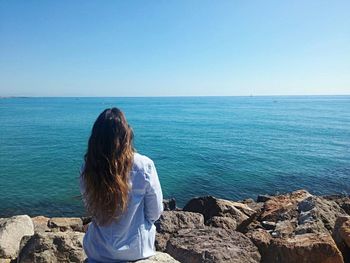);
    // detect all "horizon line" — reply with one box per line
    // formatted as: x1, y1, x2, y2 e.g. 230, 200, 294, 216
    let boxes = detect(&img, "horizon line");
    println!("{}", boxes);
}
1, 94, 350, 99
